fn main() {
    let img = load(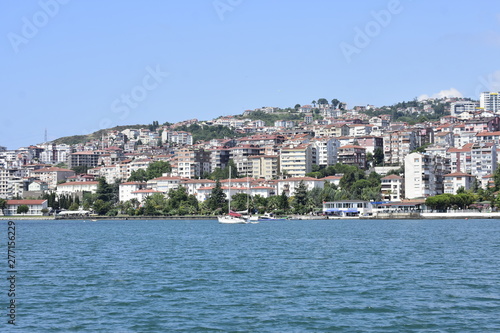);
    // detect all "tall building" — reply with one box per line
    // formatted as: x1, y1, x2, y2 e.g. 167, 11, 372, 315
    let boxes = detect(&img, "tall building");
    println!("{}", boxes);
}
310, 137, 339, 167
480, 92, 500, 113
383, 130, 417, 165
447, 142, 497, 179
404, 152, 449, 199
175, 148, 211, 179
280, 144, 313, 178
248, 155, 279, 180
